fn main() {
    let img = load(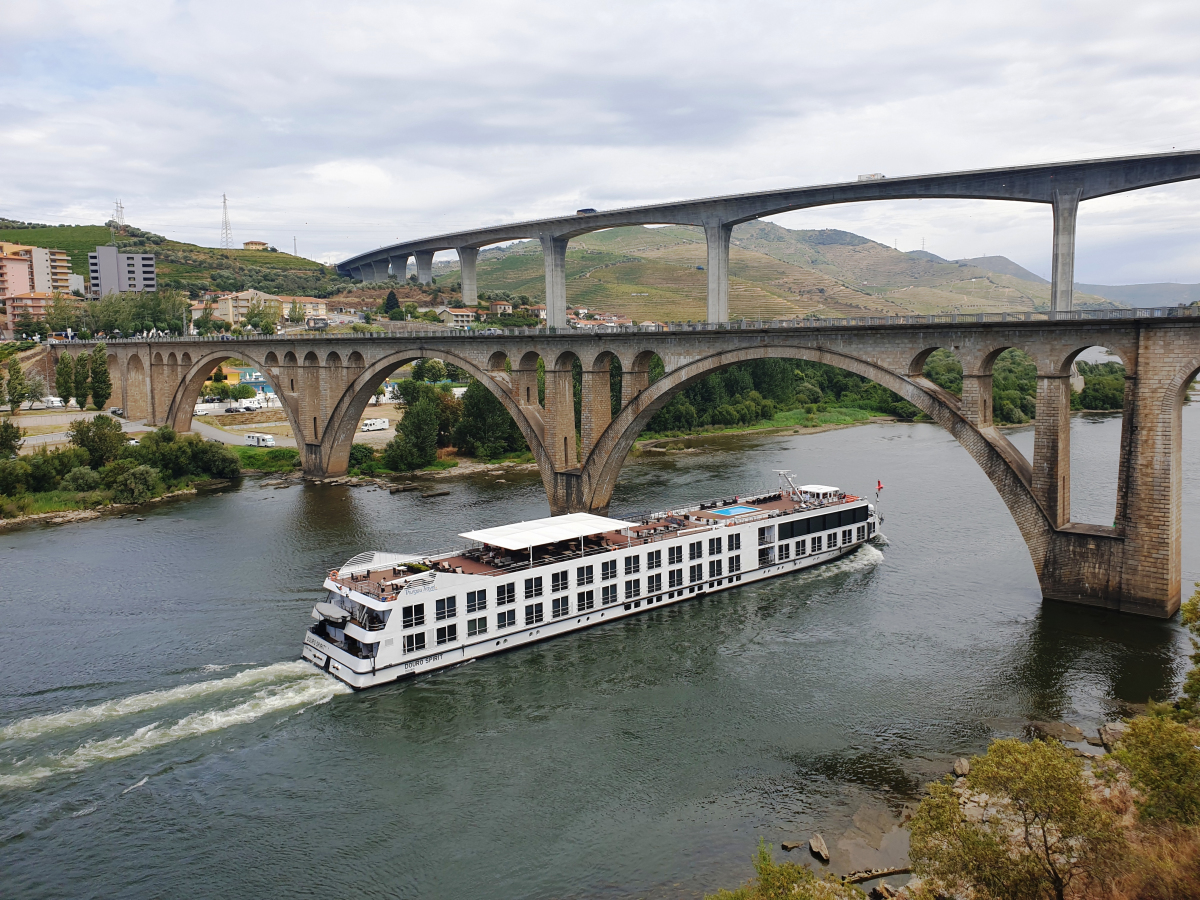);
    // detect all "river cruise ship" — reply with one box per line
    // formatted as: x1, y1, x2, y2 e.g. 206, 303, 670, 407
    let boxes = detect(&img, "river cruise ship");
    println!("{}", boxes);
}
303, 474, 880, 689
